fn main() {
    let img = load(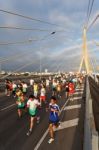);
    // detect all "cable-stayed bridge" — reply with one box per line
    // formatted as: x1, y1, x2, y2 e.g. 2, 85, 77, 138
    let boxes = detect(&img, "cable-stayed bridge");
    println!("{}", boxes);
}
0, 0, 99, 149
